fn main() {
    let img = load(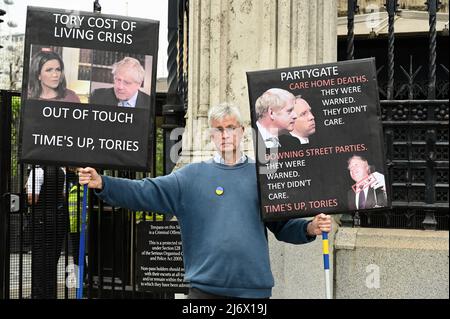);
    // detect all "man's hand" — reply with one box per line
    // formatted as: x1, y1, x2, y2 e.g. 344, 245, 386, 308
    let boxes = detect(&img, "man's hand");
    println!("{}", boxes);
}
78, 167, 103, 189
307, 213, 332, 236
